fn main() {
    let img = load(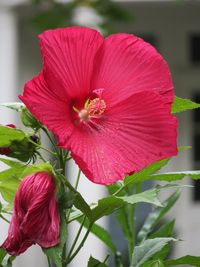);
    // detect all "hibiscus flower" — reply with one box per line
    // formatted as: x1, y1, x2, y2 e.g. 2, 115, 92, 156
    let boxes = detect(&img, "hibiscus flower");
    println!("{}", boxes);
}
19, 26, 177, 185
1, 172, 60, 256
